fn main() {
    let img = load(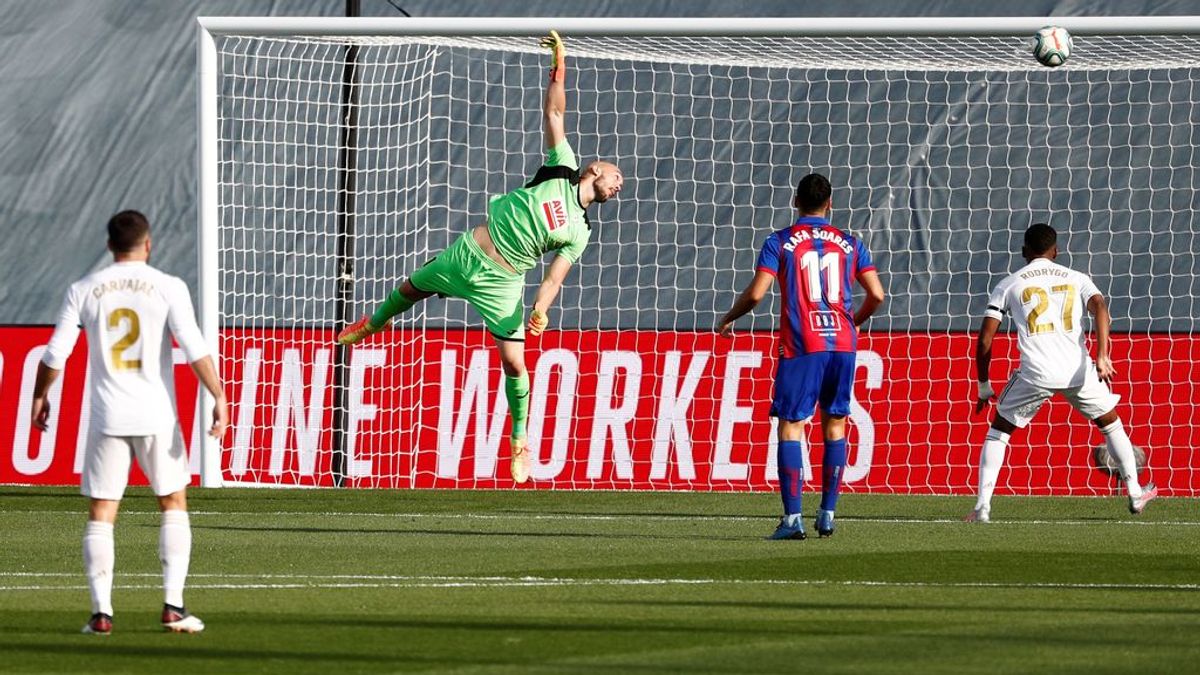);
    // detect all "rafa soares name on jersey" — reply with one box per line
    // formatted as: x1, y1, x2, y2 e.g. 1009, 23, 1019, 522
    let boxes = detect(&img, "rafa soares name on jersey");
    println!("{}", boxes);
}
782, 226, 853, 255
